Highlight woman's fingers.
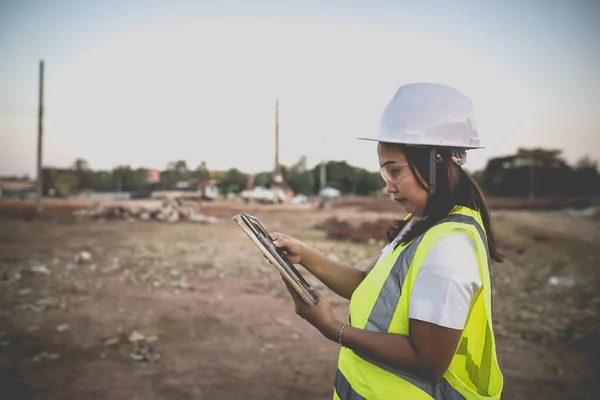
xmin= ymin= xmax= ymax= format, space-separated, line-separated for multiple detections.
xmin=270 ymin=232 xmax=284 ymax=240
xmin=310 ymin=288 xmax=324 ymax=302
xmin=270 ymin=233 xmax=299 ymax=260
xmin=271 ymin=234 xmax=287 ymax=248
xmin=270 ymin=232 xmax=282 ymax=244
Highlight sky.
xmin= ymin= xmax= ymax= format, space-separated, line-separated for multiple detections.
xmin=1 ymin=0 xmax=599 ymax=177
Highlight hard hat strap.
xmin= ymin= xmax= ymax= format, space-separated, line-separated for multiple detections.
xmin=429 ymin=146 xmax=437 ymax=196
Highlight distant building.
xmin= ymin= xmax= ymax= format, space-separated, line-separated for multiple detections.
xmin=196 ymin=179 xmax=220 ymax=201
xmin=319 ymin=186 xmax=341 ymax=198
xmin=175 ymin=181 xmax=192 ymax=190
xmin=0 ymin=180 xmax=35 ymax=198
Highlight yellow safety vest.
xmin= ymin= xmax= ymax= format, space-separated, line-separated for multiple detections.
xmin=334 ymin=206 xmax=503 ymax=399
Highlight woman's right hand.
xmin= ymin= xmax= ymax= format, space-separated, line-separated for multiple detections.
xmin=270 ymin=232 xmax=305 ymax=264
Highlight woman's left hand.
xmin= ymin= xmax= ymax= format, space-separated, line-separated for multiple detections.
xmin=282 ymin=278 xmax=341 ymax=341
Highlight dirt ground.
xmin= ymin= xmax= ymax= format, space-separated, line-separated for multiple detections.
xmin=0 ymin=198 xmax=599 ymax=399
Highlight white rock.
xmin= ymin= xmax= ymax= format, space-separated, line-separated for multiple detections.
xmin=75 ymin=251 xmax=92 ymax=264
xmin=30 ymin=265 xmax=50 ymax=275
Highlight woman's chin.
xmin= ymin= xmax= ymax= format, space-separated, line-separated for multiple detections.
xmin=396 ymin=201 xmax=409 ymax=213
xmin=397 ymin=201 xmax=422 ymax=217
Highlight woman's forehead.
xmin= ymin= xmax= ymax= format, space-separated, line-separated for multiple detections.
xmin=377 ymin=143 xmax=407 ymax=163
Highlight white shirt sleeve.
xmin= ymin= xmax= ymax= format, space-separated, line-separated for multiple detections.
xmin=408 ymin=231 xmax=482 ymax=330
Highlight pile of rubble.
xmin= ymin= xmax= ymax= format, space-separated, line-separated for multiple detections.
xmin=73 ymin=199 xmax=218 ymax=224
xmin=315 ymin=216 xmax=389 ymax=244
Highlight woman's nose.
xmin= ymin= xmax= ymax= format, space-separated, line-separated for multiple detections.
xmin=385 ymin=180 xmax=397 ymax=193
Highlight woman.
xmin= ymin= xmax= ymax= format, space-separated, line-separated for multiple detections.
xmin=271 ymin=83 xmax=504 ymax=399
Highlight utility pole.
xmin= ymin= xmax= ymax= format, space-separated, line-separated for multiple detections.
xmin=273 ymin=98 xmax=283 ymax=184
xmin=317 ymin=136 xmax=328 ymax=211
xmin=320 ymin=161 xmax=326 ymax=191
xmin=36 ymin=60 xmax=44 ymax=214
xmin=528 ymin=159 xmax=535 ymax=201
xmin=319 ymin=135 xmax=326 ymax=191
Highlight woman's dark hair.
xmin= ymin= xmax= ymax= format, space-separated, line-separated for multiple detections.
xmin=386 ymin=145 xmax=503 ymax=263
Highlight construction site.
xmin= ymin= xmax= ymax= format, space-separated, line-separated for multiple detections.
xmin=1 ymin=88 xmax=600 ymax=400
xmin=3 ymin=1 xmax=600 ymax=398
xmin=0 ymin=195 xmax=598 ymax=400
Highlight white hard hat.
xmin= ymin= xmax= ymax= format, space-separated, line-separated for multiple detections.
xmin=358 ymin=82 xmax=483 ymax=150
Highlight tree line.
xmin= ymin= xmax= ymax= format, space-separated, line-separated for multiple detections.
xmin=29 ymin=156 xmax=383 ymax=197
xmin=474 ymin=148 xmax=599 ymax=198
xmin=2 ymin=148 xmax=598 ymax=199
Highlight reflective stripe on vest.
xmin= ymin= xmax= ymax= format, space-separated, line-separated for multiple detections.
xmin=335 ymin=368 xmax=466 ymax=400
xmin=341 ymin=212 xmax=492 ymax=399
xmin=335 ymin=369 xmax=367 ymax=400
xmin=366 ymin=214 xmax=489 ymax=333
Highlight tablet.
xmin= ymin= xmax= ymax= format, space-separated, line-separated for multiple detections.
xmin=232 ymin=213 xmax=317 ymax=306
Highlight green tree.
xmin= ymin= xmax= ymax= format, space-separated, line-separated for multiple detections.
xmin=282 ymin=155 xmax=314 ymax=195
xmin=516 ymin=148 xmax=565 ymax=168
xmin=573 ymin=155 xmax=599 ymax=196
xmin=253 ymin=172 xmax=272 ymax=188
xmin=112 ymin=165 xmax=131 ymax=192
xmin=192 ymin=161 xmax=211 ymax=181
xmin=72 ymin=158 xmax=91 ymax=190
xmin=52 ymin=170 xmax=79 ymax=197
xmin=161 ymin=160 xmax=192 ymax=189
xmin=173 ymin=160 xmax=189 ymax=173
xmin=215 ymin=168 xmax=248 ymax=194
xmin=477 ymin=148 xmax=599 ymax=198
xmin=354 ymin=169 xmax=383 ymax=196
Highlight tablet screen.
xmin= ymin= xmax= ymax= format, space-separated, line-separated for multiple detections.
xmin=240 ymin=213 xmax=312 ymax=288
